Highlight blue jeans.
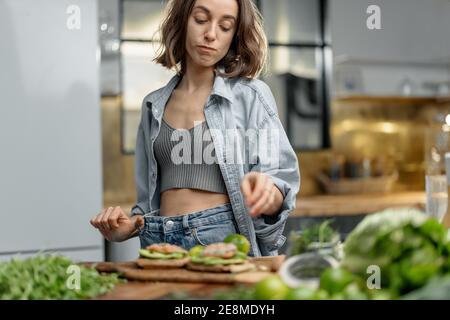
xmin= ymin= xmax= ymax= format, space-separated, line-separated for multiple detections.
xmin=138 ymin=203 xmax=238 ymax=250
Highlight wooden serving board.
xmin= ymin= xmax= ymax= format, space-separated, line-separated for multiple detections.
xmin=115 ymin=265 xmax=271 ymax=284
xmin=88 ymin=255 xmax=285 ymax=285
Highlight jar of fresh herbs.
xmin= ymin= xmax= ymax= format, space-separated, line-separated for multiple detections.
xmin=287 ymin=220 xmax=342 ymax=259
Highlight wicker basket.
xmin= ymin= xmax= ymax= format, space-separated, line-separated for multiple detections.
xmin=317 ymin=171 xmax=399 ymax=195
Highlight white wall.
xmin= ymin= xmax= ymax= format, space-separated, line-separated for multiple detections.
xmin=330 ymin=0 xmax=450 ymax=96
xmin=0 ymin=0 xmax=103 ymax=262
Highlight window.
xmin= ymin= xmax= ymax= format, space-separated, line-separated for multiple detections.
xmin=119 ymin=0 xmax=331 ymax=153
xmin=120 ymin=0 xmax=173 ymax=153
xmin=259 ymin=0 xmax=331 ymax=150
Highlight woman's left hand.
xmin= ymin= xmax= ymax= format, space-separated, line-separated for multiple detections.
xmin=241 ymin=172 xmax=283 ymax=217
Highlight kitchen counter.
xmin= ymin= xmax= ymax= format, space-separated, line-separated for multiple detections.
xmin=89 ymin=256 xmax=285 ymax=300
xmin=292 ymin=191 xmax=426 ymax=217
xmin=96 ymin=281 xmax=233 ymax=300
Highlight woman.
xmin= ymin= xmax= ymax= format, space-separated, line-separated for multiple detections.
xmin=90 ymin=0 xmax=300 ymax=256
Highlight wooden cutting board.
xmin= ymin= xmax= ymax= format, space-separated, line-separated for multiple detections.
xmin=115 ymin=266 xmax=272 ymax=284
xmin=89 ymin=255 xmax=285 ymax=285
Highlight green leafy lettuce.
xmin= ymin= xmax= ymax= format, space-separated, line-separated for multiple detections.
xmin=342 ymin=208 xmax=450 ymax=296
xmin=0 ymin=255 xmax=122 ymax=300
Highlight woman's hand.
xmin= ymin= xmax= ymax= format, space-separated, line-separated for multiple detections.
xmin=241 ymin=172 xmax=283 ymax=217
xmin=90 ymin=206 xmax=144 ymax=242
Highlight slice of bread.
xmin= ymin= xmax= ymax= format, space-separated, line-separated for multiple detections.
xmin=136 ymin=257 xmax=190 ymax=269
xmin=186 ymin=261 xmax=256 ymax=273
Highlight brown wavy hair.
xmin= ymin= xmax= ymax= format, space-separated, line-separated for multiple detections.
xmin=153 ymin=0 xmax=268 ymax=79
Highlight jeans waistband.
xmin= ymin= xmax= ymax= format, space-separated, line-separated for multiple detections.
xmin=142 ymin=203 xmax=233 ymax=233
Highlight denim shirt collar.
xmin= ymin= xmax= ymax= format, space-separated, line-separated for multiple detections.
xmin=147 ymin=70 xmax=234 ymax=115
xmin=210 ymin=69 xmax=234 ymax=104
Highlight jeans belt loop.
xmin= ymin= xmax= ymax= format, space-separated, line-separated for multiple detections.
xmin=182 ymin=215 xmax=190 ymax=236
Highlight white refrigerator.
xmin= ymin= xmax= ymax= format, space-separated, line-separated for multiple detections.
xmin=0 ymin=0 xmax=104 ymax=262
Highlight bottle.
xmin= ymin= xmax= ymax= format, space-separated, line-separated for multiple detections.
xmin=328 ymin=154 xmax=345 ymax=181
xmin=443 ymin=153 xmax=450 ymax=228
xmin=424 ymin=120 xmax=449 ymax=223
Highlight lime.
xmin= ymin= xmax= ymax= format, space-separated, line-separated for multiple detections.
xmin=314 ymin=289 xmax=329 ymax=300
xmin=369 ymin=289 xmax=393 ymax=300
xmin=342 ymin=283 xmax=368 ymax=300
xmin=330 ymin=293 xmax=345 ymax=300
xmin=224 ymin=234 xmax=250 ymax=255
xmin=284 ymin=286 xmax=317 ymax=300
xmin=319 ymin=268 xmax=355 ymax=295
xmin=254 ymin=275 xmax=290 ymax=300
xmin=188 ymin=245 xmax=205 ymax=257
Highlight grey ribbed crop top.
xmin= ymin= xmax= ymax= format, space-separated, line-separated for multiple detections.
xmin=153 ymin=117 xmax=227 ymax=194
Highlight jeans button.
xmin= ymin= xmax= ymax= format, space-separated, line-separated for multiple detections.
xmin=166 ymin=220 xmax=174 ymax=229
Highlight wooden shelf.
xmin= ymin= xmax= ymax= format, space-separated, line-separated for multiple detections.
xmin=292 ymin=191 xmax=426 ymax=217
xmin=333 ymin=96 xmax=450 ymax=105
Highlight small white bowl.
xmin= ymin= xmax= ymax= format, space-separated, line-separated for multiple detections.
xmin=278 ymin=252 xmax=340 ymax=289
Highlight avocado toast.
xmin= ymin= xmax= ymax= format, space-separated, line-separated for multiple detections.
xmin=137 ymin=243 xmax=190 ymax=268
xmin=187 ymin=242 xmax=255 ymax=273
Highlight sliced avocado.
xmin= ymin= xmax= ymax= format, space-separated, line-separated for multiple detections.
xmin=191 ymin=255 xmax=246 ymax=265
xmin=139 ymin=249 xmax=186 ymax=260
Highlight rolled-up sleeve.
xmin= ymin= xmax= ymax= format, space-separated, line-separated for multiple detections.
xmin=249 ymin=87 xmax=301 ymax=256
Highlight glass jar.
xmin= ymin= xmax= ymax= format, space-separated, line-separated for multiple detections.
xmin=424 ymin=114 xmax=450 ymax=220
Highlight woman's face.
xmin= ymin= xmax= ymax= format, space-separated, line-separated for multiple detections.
xmin=185 ymin=0 xmax=238 ymax=69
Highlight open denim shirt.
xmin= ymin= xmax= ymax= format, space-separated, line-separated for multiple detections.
xmin=130 ymin=72 xmax=301 ymax=256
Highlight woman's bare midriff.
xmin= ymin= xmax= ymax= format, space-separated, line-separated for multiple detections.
xmin=160 ymin=189 xmax=230 ymax=216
